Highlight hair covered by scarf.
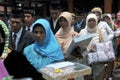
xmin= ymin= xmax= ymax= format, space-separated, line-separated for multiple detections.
xmin=55 ymin=12 xmax=78 ymax=55
xmin=91 ymin=7 xmax=102 ymax=14
xmin=33 ymin=19 xmax=64 ymax=56
xmin=86 ymin=13 xmax=98 ymax=33
xmin=59 ymin=12 xmax=73 ymax=28
xmin=102 ymin=13 xmax=116 ymax=30
xmin=24 ymin=19 xmax=64 ymax=70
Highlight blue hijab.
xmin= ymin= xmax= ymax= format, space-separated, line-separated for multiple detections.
xmin=24 ymin=19 xmax=64 ymax=70
xmin=33 ymin=19 xmax=64 ymax=56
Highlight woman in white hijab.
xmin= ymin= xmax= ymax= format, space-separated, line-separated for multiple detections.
xmin=80 ymin=13 xmax=109 ymax=51
xmin=79 ymin=13 xmax=114 ymax=80
xmin=79 ymin=13 xmax=98 ymax=36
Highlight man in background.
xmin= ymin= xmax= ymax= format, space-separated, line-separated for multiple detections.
xmin=74 ymin=10 xmax=86 ymax=33
xmin=9 ymin=9 xmax=34 ymax=53
xmin=46 ymin=1 xmax=62 ymax=34
xmin=24 ymin=8 xmax=36 ymax=32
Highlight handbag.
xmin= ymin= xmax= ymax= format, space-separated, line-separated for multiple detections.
xmin=88 ymin=28 xmax=115 ymax=64
xmin=88 ymin=41 xmax=115 ymax=64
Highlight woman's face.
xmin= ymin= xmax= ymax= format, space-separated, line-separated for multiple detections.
xmin=93 ymin=11 xmax=101 ymax=21
xmin=88 ymin=18 xmax=96 ymax=29
xmin=104 ymin=16 xmax=110 ymax=23
xmin=33 ymin=25 xmax=46 ymax=43
xmin=59 ymin=17 xmax=68 ymax=28
xmin=117 ymin=16 xmax=120 ymax=22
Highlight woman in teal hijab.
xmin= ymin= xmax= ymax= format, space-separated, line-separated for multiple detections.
xmin=23 ymin=19 xmax=64 ymax=70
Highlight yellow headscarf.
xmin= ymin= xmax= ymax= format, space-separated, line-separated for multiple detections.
xmin=91 ymin=7 xmax=102 ymax=14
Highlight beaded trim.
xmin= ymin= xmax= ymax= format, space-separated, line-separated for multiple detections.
xmin=0 ymin=20 xmax=10 ymax=59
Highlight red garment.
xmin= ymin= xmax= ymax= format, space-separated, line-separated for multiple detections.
xmin=115 ymin=21 xmax=120 ymax=29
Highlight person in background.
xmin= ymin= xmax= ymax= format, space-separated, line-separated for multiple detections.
xmin=23 ymin=19 xmax=64 ymax=70
xmin=55 ymin=11 xmax=82 ymax=80
xmin=111 ymin=13 xmax=116 ymax=22
xmin=79 ymin=13 xmax=114 ymax=80
xmin=8 ymin=9 xmax=34 ymax=53
xmin=73 ymin=10 xmax=86 ymax=33
xmin=91 ymin=7 xmax=114 ymax=41
xmin=80 ymin=13 xmax=112 ymax=51
xmin=55 ymin=12 xmax=79 ymax=59
xmin=102 ymin=13 xmax=117 ymax=31
xmin=71 ymin=13 xmax=76 ymax=30
xmin=102 ymin=13 xmax=118 ymax=56
xmin=115 ymin=12 xmax=120 ymax=62
xmin=46 ymin=2 xmax=62 ymax=34
xmin=115 ymin=12 xmax=120 ymax=30
xmin=24 ymin=8 xmax=36 ymax=32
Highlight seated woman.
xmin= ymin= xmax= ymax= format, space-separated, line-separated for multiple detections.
xmin=23 ymin=19 xmax=64 ymax=70
xmin=55 ymin=12 xmax=80 ymax=59
xmin=0 ymin=20 xmax=45 ymax=79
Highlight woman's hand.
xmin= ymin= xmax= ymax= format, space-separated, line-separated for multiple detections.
xmin=87 ymin=44 xmax=96 ymax=52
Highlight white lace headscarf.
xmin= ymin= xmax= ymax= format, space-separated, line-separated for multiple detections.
xmin=86 ymin=13 xmax=98 ymax=33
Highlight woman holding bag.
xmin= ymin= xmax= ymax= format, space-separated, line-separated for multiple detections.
xmin=79 ymin=13 xmax=114 ymax=80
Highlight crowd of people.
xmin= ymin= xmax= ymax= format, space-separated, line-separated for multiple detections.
xmin=0 ymin=1 xmax=120 ymax=80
